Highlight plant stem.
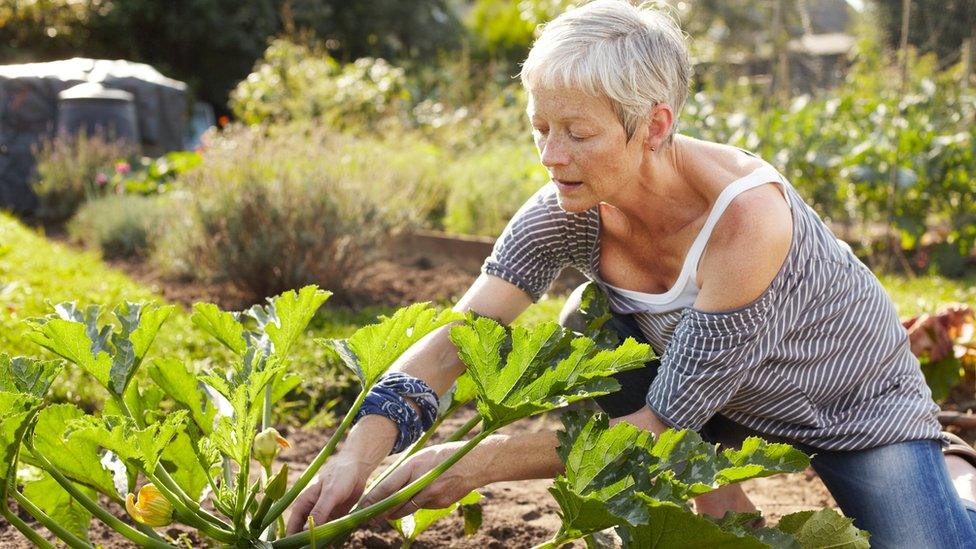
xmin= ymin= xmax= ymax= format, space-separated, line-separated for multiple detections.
xmin=146 ymin=470 xmax=236 ymax=544
xmin=11 ymin=489 xmax=93 ymax=549
xmin=259 ymin=389 xmax=367 ymax=531
xmin=1 ymin=502 xmax=57 ymax=549
xmin=530 ymin=533 xmax=573 ymax=549
xmin=272 ymin=429 xmax=491 ymax=549
xmin=113 ymin=390 xmax=232 ymax=531
xmin=27 ymin=447 xmax=180 ymax=549
xmin=444 ymin=414 xmax=481 ymax=443
xmin=361 ymin=408 xmax=479 ymax=502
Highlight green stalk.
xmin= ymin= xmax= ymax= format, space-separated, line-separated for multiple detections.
xmin=11 ymin=489 xmax=93 ymax=549
xmin=27 ymin=447 xmax=180 ymax=549
xmin=359 ymin=407 xmax=479 ymax=499
xmin=363 ymin=412 xmax=449 ymax=496
xmin=530 ymin=533 xmax=573 ymax=549
xmin=145 ymin=469 xmax=236 ymax=544
xmin=443 ymin=414 xmax=481 ymax=443
xmin=113 ymin=392 xmax=232 ymax=531
xmin=259 ymin=389 xmax=367 ymax=531
xmin=272 ymin=429 xmax=491 ymax=549
xmin=1 ymin=502 xmax=57 ymax=549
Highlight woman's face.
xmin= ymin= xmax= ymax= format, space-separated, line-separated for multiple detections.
xmin=527 ymin=86 xmax=646 ymax=213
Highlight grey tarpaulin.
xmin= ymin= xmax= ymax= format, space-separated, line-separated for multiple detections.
xmin=0 ymin=58 xmax=188 ymax=213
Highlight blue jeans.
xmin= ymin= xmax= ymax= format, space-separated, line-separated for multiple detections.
xmin=596 ymin=311 xmax=976 ymax=548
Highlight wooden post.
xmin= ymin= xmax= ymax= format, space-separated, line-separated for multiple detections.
xmin=771 ymin=0 xmax=791 ymax=103
xmin=887 ymin=0 xmax=915 ymax=277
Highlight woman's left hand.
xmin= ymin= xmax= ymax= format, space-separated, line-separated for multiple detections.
xmin=359 ymin=441 xmax=484 ymax=521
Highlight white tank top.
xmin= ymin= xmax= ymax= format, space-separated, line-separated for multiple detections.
xmin=604 ymin=164 xmax=791 ymax=314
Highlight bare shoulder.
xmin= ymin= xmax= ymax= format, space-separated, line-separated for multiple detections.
xmin=694 ymin=184 xmax=793 ymax=312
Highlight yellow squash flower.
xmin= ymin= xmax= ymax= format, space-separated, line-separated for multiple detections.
xmin=125 ymin=483 xmax=174 ymax=527
xmin=253 ymin=427 xmax=291 ymax=467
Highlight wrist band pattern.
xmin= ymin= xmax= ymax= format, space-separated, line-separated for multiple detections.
xmin=354 ymin=372 xmax=440 ymax=454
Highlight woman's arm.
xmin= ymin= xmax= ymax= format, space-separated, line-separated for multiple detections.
xmin=285 ymin=274 xmax=533 ymax=533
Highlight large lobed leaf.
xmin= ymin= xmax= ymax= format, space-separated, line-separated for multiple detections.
xmin=0 ymin=391 xmax=43 ymax=487
xmin=322 ymin=303 xmax=464 ymax=388
xmin=251 ymin=285 xmax=332 ymax=361
xmin=549 ymin=411 xmax=824 ymax=546
xmin=148 ymin=358 xmax=217 ymax=434
xmin=64 ymin=411 xmax=189 ymax=475
xmin=29 ymin=404 xmax=120 ymax=498
xmin=449 ymin=317 xmax=653 ymax=429
xmin=27 ymin=301 xmax=174 ymax=395
xmin=0 ymin=354 xmax=62 ymax=398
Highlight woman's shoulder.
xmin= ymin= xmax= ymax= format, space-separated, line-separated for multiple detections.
xmin=694 ymin=182 xmax=794 ymax=313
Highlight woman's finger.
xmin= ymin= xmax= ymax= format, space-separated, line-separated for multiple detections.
xmin=285 ymin=480 xmax=321 ymax=535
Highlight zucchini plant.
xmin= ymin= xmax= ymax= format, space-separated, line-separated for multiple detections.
xmin=0 ymin=284 xmax=866 ymax=548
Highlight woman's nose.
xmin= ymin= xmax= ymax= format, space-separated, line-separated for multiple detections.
xmin=540 ymin=137 xmax=570 ymax=167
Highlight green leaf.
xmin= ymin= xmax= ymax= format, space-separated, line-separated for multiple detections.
xmin=254 ymin=286 xmax=331 ymax=361
xmin=28 ymin=317 xmax=113 ymax=389
xmin=550 ymin=412 xmax=652 ymax=538
xmin=576 ymin=282 xmax=620 ymax=348
xmin=0 ymin=391 xmax=43 ymax=487
xmin=450 ymin=317 xmax=652 ymax=428
xmin=65 ymin=411 xmax=188 ymax=475
xmin=191 ymin=303 xmax=247 ymax=356
xmin=30 ymin=404 xmax=119 ymax=498
xmin=618 ymin=499 xmax=770 ymax=549
xmin=460 ymin=491 xmax=483 ymax=536
xmin=148 ymin=358 xmax=217 ymax=434
xmin=22 ymin=471 xmax=94 ymax=543
xmin=28 ymin=302 xmax=173 ymax=395
xmin=0 ymin=354 xmax=62 ymax=398
xmin=321 ymin=303 xmax=464 ymax=387
xmin=391 ymin=491 xmax=483 ymax=542
xmin=161 ymin=432 xmax=210 ymax=502
xmin=717 ymin=437 xmax=811 ymax=484
xmin=775 ymin=509 xmax=870 ymax=549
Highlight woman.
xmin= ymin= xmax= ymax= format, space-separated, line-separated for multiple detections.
xmin=287 ymin=1 xmax=976 ymax=546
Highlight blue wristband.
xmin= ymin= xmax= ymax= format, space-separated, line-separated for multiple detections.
xmin=355 ymin=373 xmax=440 ymax=454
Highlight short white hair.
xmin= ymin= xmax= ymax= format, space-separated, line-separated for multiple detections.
xmin=520 ymin=0 xmax=691 ymax=143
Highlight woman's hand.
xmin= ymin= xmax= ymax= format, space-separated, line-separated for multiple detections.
xmin=359 ymin=441 xmax=484 ymax=521
xmin=285 ymin=452 xmax=372 ymax=535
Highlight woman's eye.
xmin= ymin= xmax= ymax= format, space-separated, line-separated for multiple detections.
xmin=569 ymin=133 xmax=585 ymax=142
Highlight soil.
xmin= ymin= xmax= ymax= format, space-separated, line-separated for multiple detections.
xmin=1 ymin=406 xmax=847 ymax=549
xmin=105 ymin=254 xmax=477 ymax=312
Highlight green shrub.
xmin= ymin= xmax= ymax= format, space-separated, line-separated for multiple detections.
xmin=156 ymin=123 xmax=443 ymax=301
xmin=442 ymin=142 xmax=546 ymax=236
xmin=68 ymin=194 xmax=169 ymax=259
xmin=229 ymin=39 xmax=410 ymax=130
xmin=30 ymin=133 xmax=135 ymax=223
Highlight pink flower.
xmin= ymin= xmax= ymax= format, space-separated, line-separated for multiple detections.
xmin=115 ymin=161 xmax=131 ymax=175
xmin=96 ymin=173 xmax=109 ymax=186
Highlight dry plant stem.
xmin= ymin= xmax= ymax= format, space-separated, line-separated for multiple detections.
xmin=11 ymin=489 xmax=93 ymax=549
xmin=272 ymin=428 xmax=491 ymax=549
xmin=27 ymin=446 xmax=180 ymax=549
xmin=259 ymin=389 xmax=368 ymax=531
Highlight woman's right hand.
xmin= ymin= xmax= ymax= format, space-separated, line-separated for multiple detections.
xmin=284 ymin=452 xmax=372 ymax=535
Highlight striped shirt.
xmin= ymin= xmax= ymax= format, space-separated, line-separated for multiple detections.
xmin=482 ymin=160 xmax=943 ymax=451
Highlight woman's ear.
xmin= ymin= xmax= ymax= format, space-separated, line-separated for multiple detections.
xmin=643 ymin=103 xmax=674 ymax=152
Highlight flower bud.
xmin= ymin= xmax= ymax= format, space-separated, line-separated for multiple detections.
xmin=125 ymin=483 xmax=174 ymax=527
xmin=253 ymin=427 xmax=290 ymax=467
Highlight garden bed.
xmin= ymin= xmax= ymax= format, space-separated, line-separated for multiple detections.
xmin=0 ymin=407 xmax=837 ymax=549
